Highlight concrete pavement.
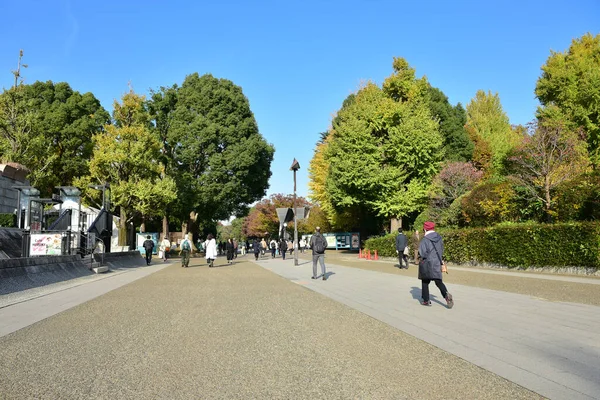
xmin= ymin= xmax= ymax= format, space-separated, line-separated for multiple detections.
xmin=257 ymin=254 xmax=600 ymax=400
xmin=0 ymin=255 xmax=541 ymax=399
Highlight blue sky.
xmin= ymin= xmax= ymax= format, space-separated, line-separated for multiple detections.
xmin=1 ymin=0 xmax=598 ymax=200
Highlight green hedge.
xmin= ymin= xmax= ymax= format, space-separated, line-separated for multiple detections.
xmin=364 ymin=222 xmax=600 ymax=269
xmin=0 ymin=213 xmax=16 ymax=227
xmin=364 ymin=232 xmax=419 ymax=258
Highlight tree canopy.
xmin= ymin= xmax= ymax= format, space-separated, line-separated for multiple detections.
xmin=0 ymin=81 xmax=109 ymax=194
xmin=427 ymin=86 xmax=473 ymax=162
xmin=323 ymin=58 xmax=443 ymax=227
xmin=535 ymin=33 xmax=600 ymax=167
xmin=164 ymin=73 xmax=274 ymax=227
xmin=466 ymin=90 xmax=521 ymax=176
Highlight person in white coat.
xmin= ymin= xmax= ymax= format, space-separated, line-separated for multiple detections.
xmin=205 ymin=233 xmax=218 ymax=268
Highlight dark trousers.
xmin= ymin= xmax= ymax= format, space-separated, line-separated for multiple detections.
xmin=145 ymin=251 xmax=152 ymax=265
xmin=421 ymin=279 xmax=448 ymax=302
xmin=271 ymin=248 xmax=276 ymax=258
xmin=398 ymin=253 xmax=408 ymax=268
xmin=282 ymin=251 xmax=286 ymax=260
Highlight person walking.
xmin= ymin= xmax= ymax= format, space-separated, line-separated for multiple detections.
xmin=309 ymin=227 xmax=328 ymax=280
xmin=260 ymin=238 xmax=267 ymax=257
xmin=418 ymin=221 xmax=453 ymax=308
xmin=143 ymin=235 xmax=155 ymax=265
xmin=279 ymin=237 xmax=288 ymax=260
xmin=160 ymin=235 xmax=170 ymax=262
xmin=395 ymin=228 xmax=408 ymax=269
xmin=180 ymin=235 xmax=193 ymax=268
xmin=233 ymin=239 xmax=238 ymax=259
xmin=253 ymin=239 xmax=260 ymax=261
xmin=299 ymin=238 xmax=306 ymax=253
xmin=205 ymin=233 xmax=218 ymax=268
xmin=226 ymin=238 xmax=234 ymax=265
xmin=269 ymin=238 xmax=277 ymax=258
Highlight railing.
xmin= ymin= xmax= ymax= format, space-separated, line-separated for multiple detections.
xmin=47 ymin=209 xmax=73 ymax=231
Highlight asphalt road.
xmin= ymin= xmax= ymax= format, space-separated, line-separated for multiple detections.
xmin=0 ymin=255 xmax=540 ymax=399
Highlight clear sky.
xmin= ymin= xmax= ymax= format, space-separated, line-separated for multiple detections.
xmin=1 ymin=0 xmax=598 ymax=200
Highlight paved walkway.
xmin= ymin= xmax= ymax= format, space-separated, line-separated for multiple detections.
xmin=256 ymin=255 xmax=600 ymax=400
xmin=0 ymin=254 xmax=598 ymax=399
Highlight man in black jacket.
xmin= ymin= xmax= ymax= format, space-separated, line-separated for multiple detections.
xmin=142 ymin=235 xmax=155 ymax=265
xmin=395 ymin=228 xmax=408 ymax=269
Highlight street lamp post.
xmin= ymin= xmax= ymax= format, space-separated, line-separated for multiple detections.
xmin=290 ymin=159 xmax=300 ymax=266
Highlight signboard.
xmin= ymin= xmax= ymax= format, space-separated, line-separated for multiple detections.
xmin=302 ymin=232 xmax=360 ymax=250
xmin=30 ymin=233 xmax=63 ymax=256
xmin=137 ymin=233 xmax=159 ymax=255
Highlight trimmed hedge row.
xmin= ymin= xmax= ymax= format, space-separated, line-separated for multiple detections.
xmin=364 ymin=222 xmax=600 ymax=269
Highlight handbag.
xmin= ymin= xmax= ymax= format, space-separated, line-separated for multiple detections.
xmin=403 ymin=246 xmax=409 ymax=256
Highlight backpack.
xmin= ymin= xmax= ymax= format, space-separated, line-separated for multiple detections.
xmin=181 ymin=240 xmax=191 ymax=251
xmin=314 ymin=235 xmax=326 ymax=254
xmin=271 ymin=242 xmax=276 ymax=249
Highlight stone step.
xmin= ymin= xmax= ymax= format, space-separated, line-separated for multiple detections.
xmin=92 ymin=265 xmax=109 ymax=274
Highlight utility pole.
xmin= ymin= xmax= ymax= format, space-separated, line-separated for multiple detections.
xmin=290 ymin=158 xmax=300 ymax=266
xmin=12 ymin=50 xmax=27 ymax=89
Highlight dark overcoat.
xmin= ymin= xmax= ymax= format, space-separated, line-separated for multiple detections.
xmin=418 ymin=232 xmax=444 ymax=280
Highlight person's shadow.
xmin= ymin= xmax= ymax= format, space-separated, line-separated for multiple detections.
xmin=410 ymin=286 xmax=442 ymax=305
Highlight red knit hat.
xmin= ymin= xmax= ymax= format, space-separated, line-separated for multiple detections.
xmin=423 ymin=221 xmax=435 ymax=231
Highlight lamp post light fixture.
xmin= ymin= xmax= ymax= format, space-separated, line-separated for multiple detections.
xmin=88 ymin=183 xmax=110 ymax=210
xmin=290 ymin=158 xmax=300 ymax=266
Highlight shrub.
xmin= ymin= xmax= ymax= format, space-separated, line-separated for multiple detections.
xmin=0 ymin=213 xmax=16 ymax=227
xmin=441 ymin=222 xmax=600 ymax=268
xmin=461 ymin=181 xmax=520 ymax=226
xmin=364 ymin=232 xmax=419 ymax=258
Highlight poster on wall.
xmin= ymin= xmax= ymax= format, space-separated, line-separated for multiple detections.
xmin=137 ymin=233 xmax=159 ymax=255
xmin=30 ymin=233 xmax=63 ymax=256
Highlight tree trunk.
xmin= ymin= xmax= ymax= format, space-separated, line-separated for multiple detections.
xmin=162 ymin=214 xmax=169 ymax=238
xmin=118 ymin=208 xmax=128 ymax=246
xmin=390 ymin=217 xmax=402 ymax=233
xmin=182 ymin=221 xmax=188 ymax=235
xmin=140 ymin=216 xmax=146 ymax=233
xmin=545 ymin=176 xmax=553 ymax=223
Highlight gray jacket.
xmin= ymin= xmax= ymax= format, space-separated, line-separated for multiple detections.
xmin=418 ymin=232 xmax=444 ymax=280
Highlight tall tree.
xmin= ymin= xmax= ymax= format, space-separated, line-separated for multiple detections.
xmin=535 ymin=33 xmax=600 ymax=167
xmin=85 ymin=90 xmax=176 ymax=244
xmin=0 ymin=81 xmax=109 ymax=194
xmin=466 ymin=90 xmax=521 ymax=176
xmin=324 ymin=57 xmax=443 ymax=231
xmin=166 ymin=73 xmax=274 ymax=230
xmin=148 ymin=84 xmax=179 ymax=235
xmin=427 ymin=86 xmax=473 ymax=162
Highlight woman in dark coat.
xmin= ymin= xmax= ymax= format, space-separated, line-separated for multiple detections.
xmin=418 ymin=221 xmax=453 ymax=308
xmin=226 ymin=238 xmax=234 ymax=264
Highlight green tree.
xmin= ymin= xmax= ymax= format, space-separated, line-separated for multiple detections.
xmin=86 ymin=90 xmax=176 ymax=245
xmin=466 ymin=90 xmax=521 ymax=176
xmin=325 ymin=58 xmax=443 ymax=231
xmin=535 ymin=33 xmax=600 ymax=167
xmin=507 ymin=122 xmax=590 ymax=222
xmin=163 ymin=73 xmax=274 ymax=230
xmin=427 ymin=86 xmax=473 ymax=162
xmin=0 ymin=81 xmax=109 ymax=194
